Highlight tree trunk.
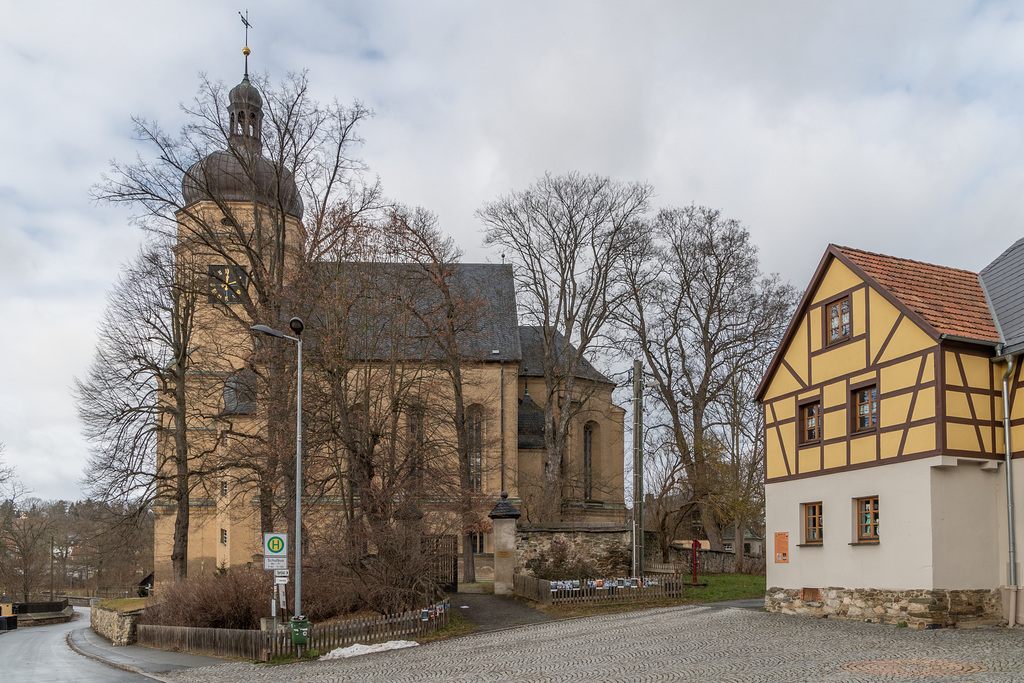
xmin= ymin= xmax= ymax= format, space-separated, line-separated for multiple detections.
xmin=462 ymin=533 xmax=476 ymax=584
xmin=171 ymin=365 xmax=190 ymax=582
xmin=733 ymin=520 xmax=746 ymax=574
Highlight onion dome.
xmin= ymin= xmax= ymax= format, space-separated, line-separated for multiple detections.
xmin=181 ymin=75 xmax=303 ymax=218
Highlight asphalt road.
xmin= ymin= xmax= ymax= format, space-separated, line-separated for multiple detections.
xmin=0 ymin=607 xmax=147 ymax=682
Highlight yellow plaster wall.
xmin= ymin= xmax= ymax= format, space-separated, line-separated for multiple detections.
xmin=946 ymin=392 xmax=972 ymax=420
xmin=811 ymin=260 xmax=861 ymax=305
xmin=824 ymin=443 xmax=846 ymax=469
xmin=880 ymin=430 xmax=902 ymax=459
xmin=851 ymin=288 xmax=867 ymax=337
xmin=946 ymin=423 xmax=981 ymax=452
xmin=823 ymin=382 xmax=846 ymax=409
xmin=912 ymin=387 xmax=936 ymax=422
xmin=811 ymin=339 xmax=866 ymax=381
xmin=903 ymin=425 xmax=935 ymax=455
xmin=783 ymin=320 xmax=809 ymax=385
xmin=797 ymin=447 xmax=821 ymax=473
xmin=881 ymin=393 xmax=912 ymax=428
xmin=773 ymin=399 xmax=795 ymax=423
xmin=961 ymin=354 xmax=991 ymax=389
xmin=824 ymin=409 xmax=847 ymax=440
xmin=877 ymin=318 xmax=933 ymax=364
xmin=850 ymin=435 xmax=876 ymax=465
xmin=881 ymin=358 xmax=921 ymax=393
xmin=868 ymin=289 xmax=900 ymax=362
xmin=766 ymin=427 xmax=786 ymax=479
xmin=945 ymin=351 xmax=963 ymax=386
xmin=761 ymin=253 xmax=948 ymax=483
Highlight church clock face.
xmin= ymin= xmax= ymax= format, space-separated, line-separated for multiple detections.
xmin=208 ymin=265 xmax=247 ymax=303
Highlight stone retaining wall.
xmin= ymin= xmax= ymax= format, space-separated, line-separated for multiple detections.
xmin=663 ymin=546 xmax=766 ymax=575
xmin=517 ymin=525 xmax=632 ymax=577
xmin=90 ymin=602 xmax=144 ymax=646
xmin=765 ymin=587 xmax=1003 ymax=627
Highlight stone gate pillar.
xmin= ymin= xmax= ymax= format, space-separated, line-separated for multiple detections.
xmin=488 ymin=492 xmax=521 ymax=595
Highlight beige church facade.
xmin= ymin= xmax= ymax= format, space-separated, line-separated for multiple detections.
xmin=152 ymin=73 xmax=626 ymax=586
xmin=759 ymin=243 xmax=1024 ymax=626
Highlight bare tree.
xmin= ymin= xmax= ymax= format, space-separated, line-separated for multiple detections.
xmin=0 ymin=498 xmax=58 ymax=601
xmin=75 ymin=239 xmax=213 ymax=582
xmin=479 ymin=172 xmax=652 ymax=521
xmin=93 ymin=71 xmax=383 ymax=540
xmin=618 ymin=206 xmax=794 ymax=550
xmin=395 ymin=206 xmax=493 ymax=582
xmin=713 ymin=352 xmax=768 ymax=569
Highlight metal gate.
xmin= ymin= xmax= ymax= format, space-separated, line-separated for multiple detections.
xmin=424 ymin=534 xmax=458 ymax=594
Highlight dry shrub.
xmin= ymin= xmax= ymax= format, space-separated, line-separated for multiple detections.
xmin=300 ymin=561 xmax=361 ymax=621
xmin=142 ymin=570 xmax=270 ymax=629
xmin=142 ymin=566 xmax=364 ymax=628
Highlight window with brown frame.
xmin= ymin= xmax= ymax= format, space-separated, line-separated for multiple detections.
xmin=827 ymin=296 xmax=851 ymax=344
xmin=856 ymin=496 xmax=879 ymax=542
xmin=804 ymin=502 xmax=823 ymax=544
xmin=800 ymin=401 xmax=821 ymax=444
xmin=852 ymin=385 xmax=878 ymax=432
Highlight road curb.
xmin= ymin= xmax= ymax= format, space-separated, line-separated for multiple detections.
xmin=66 ymin=628 xmax=171 ymax=683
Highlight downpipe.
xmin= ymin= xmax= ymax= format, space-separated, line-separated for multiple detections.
xmin=1001 ymin=355 xmax=1018 ymax=627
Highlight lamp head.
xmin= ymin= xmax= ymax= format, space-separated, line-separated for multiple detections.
xmin=289 ymin=318 xmax=304 ymax=336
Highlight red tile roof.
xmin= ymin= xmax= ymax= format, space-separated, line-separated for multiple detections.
xmin=835 ymin=245 xmax=999 ymax=343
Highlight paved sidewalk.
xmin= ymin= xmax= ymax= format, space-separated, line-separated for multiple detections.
xmin=68 ymin=624 xmax=230 ymax=680
xmin=157 ymin=605 xmax=1024 ymax=682
xmin=451 ymin=592 xmax=553 ymax=631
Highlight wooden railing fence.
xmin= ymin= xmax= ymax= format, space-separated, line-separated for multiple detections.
xmin=514 ymin=574 xmax=685 ymax=606
xmin=137 ymin=599 xmax=451 ymax=661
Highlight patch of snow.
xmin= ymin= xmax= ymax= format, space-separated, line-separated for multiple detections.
xmin=320 ymin=640 xmax=419 ymax=660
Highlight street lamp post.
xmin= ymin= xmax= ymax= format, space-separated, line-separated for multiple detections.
xmin=250 ymin=318 xmax=305 ymax=630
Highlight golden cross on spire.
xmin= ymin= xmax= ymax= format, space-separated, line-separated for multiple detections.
xmin=239 ymin=10 xmax=253 ymax=78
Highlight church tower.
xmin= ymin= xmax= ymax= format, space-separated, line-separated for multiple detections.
xmin=153 ymin=41 xmax=306 ymax=588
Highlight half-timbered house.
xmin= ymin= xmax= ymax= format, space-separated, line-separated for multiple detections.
xmin=759 ymin=243 xmax=1024 ymax=626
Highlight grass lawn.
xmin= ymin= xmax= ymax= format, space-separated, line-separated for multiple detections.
xmin=97 ymin=597 xmax=149 ymax=612
xmin=533 ymin=573 xmax=766 ymax=620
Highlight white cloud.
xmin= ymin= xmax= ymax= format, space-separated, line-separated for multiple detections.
xmin=3 ymin=0 xmax=1024 ymax=498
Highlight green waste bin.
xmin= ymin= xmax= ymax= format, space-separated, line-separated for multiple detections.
xmin=290 ymin=616 xmax=308 ymax=645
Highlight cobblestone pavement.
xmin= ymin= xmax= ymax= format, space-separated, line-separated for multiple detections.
xmin=161 ymin=605 xmax=1024 ymax=682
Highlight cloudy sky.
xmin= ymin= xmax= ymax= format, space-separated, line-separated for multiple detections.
xmin=3 ymin=1 xmax=1024 ymax=500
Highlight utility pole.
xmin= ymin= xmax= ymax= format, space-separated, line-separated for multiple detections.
xmin=632 ymin=359 xmax=644 ymax=577
xmin=50 ymin=535 xmax=54 ymax=600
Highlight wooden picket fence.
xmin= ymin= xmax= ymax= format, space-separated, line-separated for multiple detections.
xmin=137 ymin=624 xmax=265 ymax=660
xmin=266 ymin=600 xmax=450 ymax=660
xmin=514 ymin=574 xmax=685 ymax=606
xmin=137 ymin=599 xmax=451 ymax=661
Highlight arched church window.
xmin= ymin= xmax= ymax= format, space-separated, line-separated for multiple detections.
xmin=583 ymin=421 xmax=598 ymax=500
xmin=467 ymin=405 xmax=483 ymax=491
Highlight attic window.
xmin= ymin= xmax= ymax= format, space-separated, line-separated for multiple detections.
xmin=826 ymin=296 xmax=851 ymax=345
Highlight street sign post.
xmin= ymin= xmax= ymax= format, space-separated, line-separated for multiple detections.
xmin=263 ymin=532 xmax=288 ymax=570
xmin=274 ymin=569 xmax=290 ymax=577
xmin=275 ymin=576 xmax=289 ymax=585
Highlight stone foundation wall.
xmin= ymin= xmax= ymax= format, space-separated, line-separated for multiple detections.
xmin=90 ymin=603 xmax=144 ymax=646
xmin=765 ymin=587 xmax=1003 ymax=627
xmin=517 ymin=525 xmax=632 ymax=577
